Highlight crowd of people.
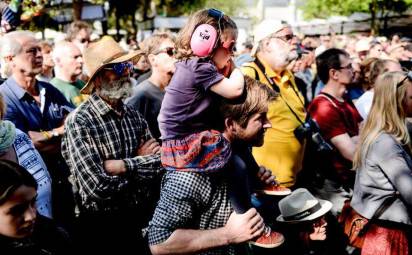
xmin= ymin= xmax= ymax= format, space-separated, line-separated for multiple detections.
xmin=0 ymin=2 xmax=412 ymax=255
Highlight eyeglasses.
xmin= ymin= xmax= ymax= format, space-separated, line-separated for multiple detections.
xmin=337 ymin=63 xmax=353 ymax=70
xmin=153 ymin=47 xmax=176 ymax=57
xmin=271 ymin=33 xmax=294 ymax=43
xmin=104 ymin=61 xmax=133 ymax=76
xmin=397 ymin=71 xmax=412 ymax=88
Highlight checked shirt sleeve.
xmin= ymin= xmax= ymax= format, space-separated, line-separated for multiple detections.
xmin=123 ymin=112 xmax=163 ymax=179
xmin=62 ymin=116 xmax=129 ymax=204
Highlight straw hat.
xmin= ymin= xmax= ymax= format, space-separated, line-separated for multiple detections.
xmin=251 ymin=20 xmax=289 ymax=56
xmin=277 ymin=188 xmax=332 ymax=223
xmin=81 ymin=36 xmax=143 ymax=94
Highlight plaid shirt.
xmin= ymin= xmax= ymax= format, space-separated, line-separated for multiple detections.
xmin=148 ymin=171 xmax=236 ymax=255
xmin=62 ymin=93 xmax=163 ymax=213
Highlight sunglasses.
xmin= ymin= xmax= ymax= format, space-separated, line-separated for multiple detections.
xmin=397 ymin=71 xmax=412 ymax=88
xmin=79 ymin=38 xmax=90 ymax=44
xmin=337 ymin=63 xmax=353 ymax=71
xmin=221 ymin=40 xmax=236 ymax=53
xmin=154 ymin=47 xmax=176 ymax=57
xmin=104 ymin=61 xmax=133 ymax=76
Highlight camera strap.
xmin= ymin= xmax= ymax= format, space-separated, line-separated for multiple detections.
xmin=318 ymin=92 xmax=357 ymax=136
xmin=247 ymin=58 xmax=306 ymax=124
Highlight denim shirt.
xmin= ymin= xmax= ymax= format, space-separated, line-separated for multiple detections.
xmin=0 ymin=77 xmax=74 ymax=133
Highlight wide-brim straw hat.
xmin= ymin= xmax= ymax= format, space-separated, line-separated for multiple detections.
xmin=81 ymin=36 xmax=143 ymax=94
xmin=276 ymin=188 xmax=332 ymax=223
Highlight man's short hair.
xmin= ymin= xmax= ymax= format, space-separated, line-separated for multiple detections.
xmin=141 ymin=32 xmax=176 ymax=56
xmin=52 ymin=40 xmax=74 ymax=63
xmin=219 ymin=76 xmax=277 ymax=128
xmin=39 ymin=40 xmax=53 ymax=51
xmin=66 ymin=21 xmax=92 ymax=41
xmin=316 ymin=48 xmax=349 ymax=84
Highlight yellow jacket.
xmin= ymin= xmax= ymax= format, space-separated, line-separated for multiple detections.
xmin=241 ymin=58 xmax=306 ymax=187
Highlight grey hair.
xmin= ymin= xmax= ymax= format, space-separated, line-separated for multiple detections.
xmin=0 ymin=31 xmax=36 ymax=58
xmin=52 ymin=40 xmax=78 ymax=64
xmin=0 ymin=58 xmax=11 ymax=79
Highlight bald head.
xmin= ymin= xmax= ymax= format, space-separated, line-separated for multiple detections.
xmin=53 ymin=40 xmax=83 ymax=82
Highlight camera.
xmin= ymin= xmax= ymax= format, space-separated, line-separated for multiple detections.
xmin=294 ymin=119 xmax=333 ymax=152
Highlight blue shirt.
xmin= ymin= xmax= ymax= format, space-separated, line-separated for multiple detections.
xmin=0 ymin=77 xmax=74 ymax=133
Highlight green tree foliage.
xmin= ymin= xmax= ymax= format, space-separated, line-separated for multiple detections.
xmin=301 ymin=0 xmax=412 ymax=20
xmin=155 ymin=0 xmax=245 ymax=16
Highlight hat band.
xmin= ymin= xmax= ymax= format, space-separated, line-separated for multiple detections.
xmin=283 ymin=202 xmax=322 ymax=221
xmin=102 ymin=51 xmax=128 ymax=65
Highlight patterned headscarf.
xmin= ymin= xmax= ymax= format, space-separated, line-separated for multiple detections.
xmin=0 ymin=120 xmax=16 ymax=154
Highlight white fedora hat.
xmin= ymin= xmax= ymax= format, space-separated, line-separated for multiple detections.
xmin=276 ymin=188 xmax=332 ymax=223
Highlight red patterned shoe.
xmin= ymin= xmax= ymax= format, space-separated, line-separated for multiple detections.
xmin=249 ymin=226 xmax=284 ymax=248
xmin=256 ymin=184 xmax=291 ymax=196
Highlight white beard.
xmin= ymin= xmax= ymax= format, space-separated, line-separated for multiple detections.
xmin=99 ymin=77 xmax=133 ymax=101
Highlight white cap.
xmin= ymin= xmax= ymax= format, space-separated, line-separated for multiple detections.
xmin=355 ymin=39 xmax=371 ymax=52
xmin=251 ymin=20 xmax=289 ymax=56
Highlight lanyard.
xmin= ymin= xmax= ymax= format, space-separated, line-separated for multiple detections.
xmin=252 ymin=58 xmax=306 ymax=124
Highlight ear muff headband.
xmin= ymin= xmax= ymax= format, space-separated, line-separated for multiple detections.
xmin=190 ymin=9 xmax=224 ymax=57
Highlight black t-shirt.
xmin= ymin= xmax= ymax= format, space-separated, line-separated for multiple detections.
xmin=0 ymin=214 xmax=73 ymax=255
xmin=127 ymin=79 xmax=165 ymax=140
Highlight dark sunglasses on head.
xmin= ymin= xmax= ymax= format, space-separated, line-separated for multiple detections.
xmin=154 ymin=47 xmax=176 ymax=57
xmin=104 ymin=61 xmax=133 ymax=76
xmin=397 ymin=71 xmax=412 ymax=88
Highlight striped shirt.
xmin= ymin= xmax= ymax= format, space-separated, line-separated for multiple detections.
xmin=62 ymin=93 xmax=163 ymax=213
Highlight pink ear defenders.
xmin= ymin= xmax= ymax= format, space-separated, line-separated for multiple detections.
xmin=190 ymin=8 xmax=224 ymax=57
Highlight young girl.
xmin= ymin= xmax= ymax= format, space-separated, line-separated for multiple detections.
xmin=158 ymin=9 xmax=288 ymax=248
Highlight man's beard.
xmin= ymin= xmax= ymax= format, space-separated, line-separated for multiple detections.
xmin=286 ymin=50 xmax=299 ymax=63
xmin=99 ymin=77 xmax=133 ymax=101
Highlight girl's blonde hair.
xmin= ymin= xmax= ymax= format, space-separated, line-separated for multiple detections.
xmin=175 ymin=9 xmax=237 ymax=60
xmin=353 ymin=71 xmax=411 ymax=169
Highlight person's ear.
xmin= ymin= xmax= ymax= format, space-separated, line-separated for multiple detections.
xmin=329 ymin=68 xmax=339 ymax=81
xmin=93 ymin=73 xmax=103 ymax=90
xmin=224 ymin=118 xmax=236 ymax=132
xmin=262 ymin=39 xmax=271 ymax=53
xmin=148 ymin=54 xmax=156 ymax=66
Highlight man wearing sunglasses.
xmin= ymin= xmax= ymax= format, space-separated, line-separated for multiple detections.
xmin=127 ymin=32 xmax=176 ymax=140
xmin=241 ymin=20 xmax=305 ymax=189
xmin=62 ymin=36 xmax=163 ymax=254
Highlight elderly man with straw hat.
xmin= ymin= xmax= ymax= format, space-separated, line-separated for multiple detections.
xmin=61 ymin=36 xmax=164 ymax=254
